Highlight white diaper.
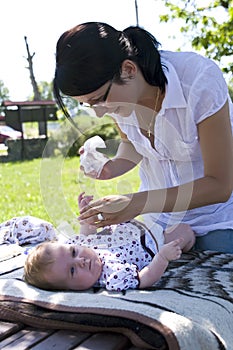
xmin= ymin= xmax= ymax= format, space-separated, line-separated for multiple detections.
xmin=80 ymin=136 xmax=109 ymax=177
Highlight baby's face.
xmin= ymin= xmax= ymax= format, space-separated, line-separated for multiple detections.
xmin=43 ymin=243 xmax=102 ymax=290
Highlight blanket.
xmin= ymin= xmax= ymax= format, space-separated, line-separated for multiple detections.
xmin=0 ymin=247 xmax=232 ymax=350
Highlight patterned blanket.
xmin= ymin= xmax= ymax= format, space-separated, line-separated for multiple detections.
xmin=0 ymin=247 xmax=232 ymax=349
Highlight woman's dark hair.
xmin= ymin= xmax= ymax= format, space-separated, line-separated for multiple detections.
xmin=53 ymin=22 xmax=167 ymax=119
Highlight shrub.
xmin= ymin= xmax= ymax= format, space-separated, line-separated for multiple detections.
xmin=48 ymin=114 xmax=120 ymax=158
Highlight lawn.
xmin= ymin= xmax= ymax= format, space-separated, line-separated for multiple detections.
xmin=0 ymin=156 xmax=140 ymax=230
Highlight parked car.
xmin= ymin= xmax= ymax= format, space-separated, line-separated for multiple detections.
xmin=0 ymin=125 xmax=22 ymax=144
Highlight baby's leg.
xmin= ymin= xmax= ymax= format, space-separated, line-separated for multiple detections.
xmin=164 ymin=223 xmax=196 ymax=252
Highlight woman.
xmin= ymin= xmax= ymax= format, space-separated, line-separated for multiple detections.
xmin=53 ymin=22 xmax=233 ymax=253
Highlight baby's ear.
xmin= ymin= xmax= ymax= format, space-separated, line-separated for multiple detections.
xmin=174 ymin=238 xmax=183 ymax=247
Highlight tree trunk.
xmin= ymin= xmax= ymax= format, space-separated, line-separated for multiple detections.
xmin=24 ymin=36 xmax=45 ymax=135
xmin=135 ymin=0 xmax=139 ymax=26
xmin=24 ymin=36 xmax=41 ymax=100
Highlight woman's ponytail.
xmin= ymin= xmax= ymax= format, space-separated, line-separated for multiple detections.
xmin=122 ymin=26 xmax=167 ymax=92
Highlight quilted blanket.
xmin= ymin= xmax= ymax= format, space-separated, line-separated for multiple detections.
xmin=0 ymin=247 xmax=232 ymax=349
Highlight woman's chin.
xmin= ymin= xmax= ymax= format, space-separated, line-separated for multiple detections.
xmin=112 ymin=106 xmax=134 ymax=117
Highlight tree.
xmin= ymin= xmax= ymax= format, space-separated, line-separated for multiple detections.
xmin=37 ymin=81 xmax=53 ymax=100
xmin=0 ymin=80 xmax=10 ymax=114
xmin=135 ymin=0 xmax=139 ymax=26
xmin=228 ymin=78 xmax=233 ymax=100
xmin=160 ymin=0 xmax=233 ymax=73
xmin=24 ymin=36 xmax=41 ymax=100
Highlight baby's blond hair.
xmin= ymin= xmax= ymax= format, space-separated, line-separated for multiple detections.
xmin=23 ymin=242 xmax=58 ymax=290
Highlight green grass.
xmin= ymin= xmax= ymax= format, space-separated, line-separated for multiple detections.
xmin=0 ymin=157 xmax=140 ymax=228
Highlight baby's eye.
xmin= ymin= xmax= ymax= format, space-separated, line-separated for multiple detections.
xmin=71 ymin=266 xmax=75 ymax=276
xmin=72 ymin=248 xmax=76 ymax=257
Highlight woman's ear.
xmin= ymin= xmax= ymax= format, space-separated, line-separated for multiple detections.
xmin=120 ymin=59 xmax=138 ymax=79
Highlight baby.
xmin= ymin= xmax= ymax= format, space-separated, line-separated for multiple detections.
xmin=24 ymin=193 xmax=195 ymax=292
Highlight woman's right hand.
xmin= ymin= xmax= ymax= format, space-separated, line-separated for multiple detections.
xmin=79 ymin=138 xmax=141 ymax=179
xmin=78 ymin=146 xmax=111 ymax=179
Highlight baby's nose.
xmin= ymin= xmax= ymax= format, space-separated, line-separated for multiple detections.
xmin=76 ymin=257 xmax=90 ymax=268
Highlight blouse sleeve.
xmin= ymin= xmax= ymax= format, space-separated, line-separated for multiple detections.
xmin=105 ymin=262 xmax=140 ymax=292
xmin=187 ymin=56 xmax=228 ymax=124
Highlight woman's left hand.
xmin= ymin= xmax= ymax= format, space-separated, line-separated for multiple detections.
xmin=78 ymin=194 xmax=140 ymax=227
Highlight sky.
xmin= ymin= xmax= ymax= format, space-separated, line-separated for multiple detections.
xmin=0 ymin=0 xmax=187 ymax=101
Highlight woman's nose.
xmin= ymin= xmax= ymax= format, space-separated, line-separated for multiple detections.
xmin=93 ymin=105 xmax=108 ymax=118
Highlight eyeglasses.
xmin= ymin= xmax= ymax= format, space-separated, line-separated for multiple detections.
xmin=80 ymin=77 xmax=114 ymax=108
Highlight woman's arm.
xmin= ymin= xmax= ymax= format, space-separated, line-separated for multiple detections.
xmin=138 ymin=239 xmax=182 ymax=288
xmin=79 ymin=124 xmax=142 ymax=180
xmin=138 ymin=100 xmax=233 ymax=213
xmin=79 ymin=101 xmax=233 ymax=226
xmin=98 ymin=138 xmax=142 ymax=179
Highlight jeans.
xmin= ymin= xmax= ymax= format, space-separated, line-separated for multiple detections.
xmin=195 ymin=229 xmax=233 ymax=253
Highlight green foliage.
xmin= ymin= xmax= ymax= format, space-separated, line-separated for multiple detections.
xmin=228 ymin=78 xmax=233 ymax=100
xmin=48 ymin=113 xmax=120 ymax=157
xmin=37 ymin=81 xmax=53 ymax=100
xmin=0 ymin=80 xmax=10 ymax=113
xmin=67 ymin=122 xmax=120 ymax=157
xmin=160 ymin=0 xmax=233 ymax=73
xmin=58 ymin=96 xmax=80 ymax=119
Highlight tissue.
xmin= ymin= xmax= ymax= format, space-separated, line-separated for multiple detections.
xmin=80 ymin=136 xmax=109 ymax=177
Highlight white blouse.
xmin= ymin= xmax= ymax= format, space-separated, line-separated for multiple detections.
xmin=111 ymin=51 xmax=233 ymax=236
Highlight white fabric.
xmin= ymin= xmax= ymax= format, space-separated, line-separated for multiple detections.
xmin=0 ymin=216 xmax=57 ymax=245
xmin=111 ymin=51 xmax=233 ymax=235
xmin=80 ymin=135 xmax=109 ymax=177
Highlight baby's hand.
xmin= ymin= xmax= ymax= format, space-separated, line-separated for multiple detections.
xmin=78 ymin=192 xmax=94 ymax=210
xmin=158 ymin=239 xmax=182 ymax=262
